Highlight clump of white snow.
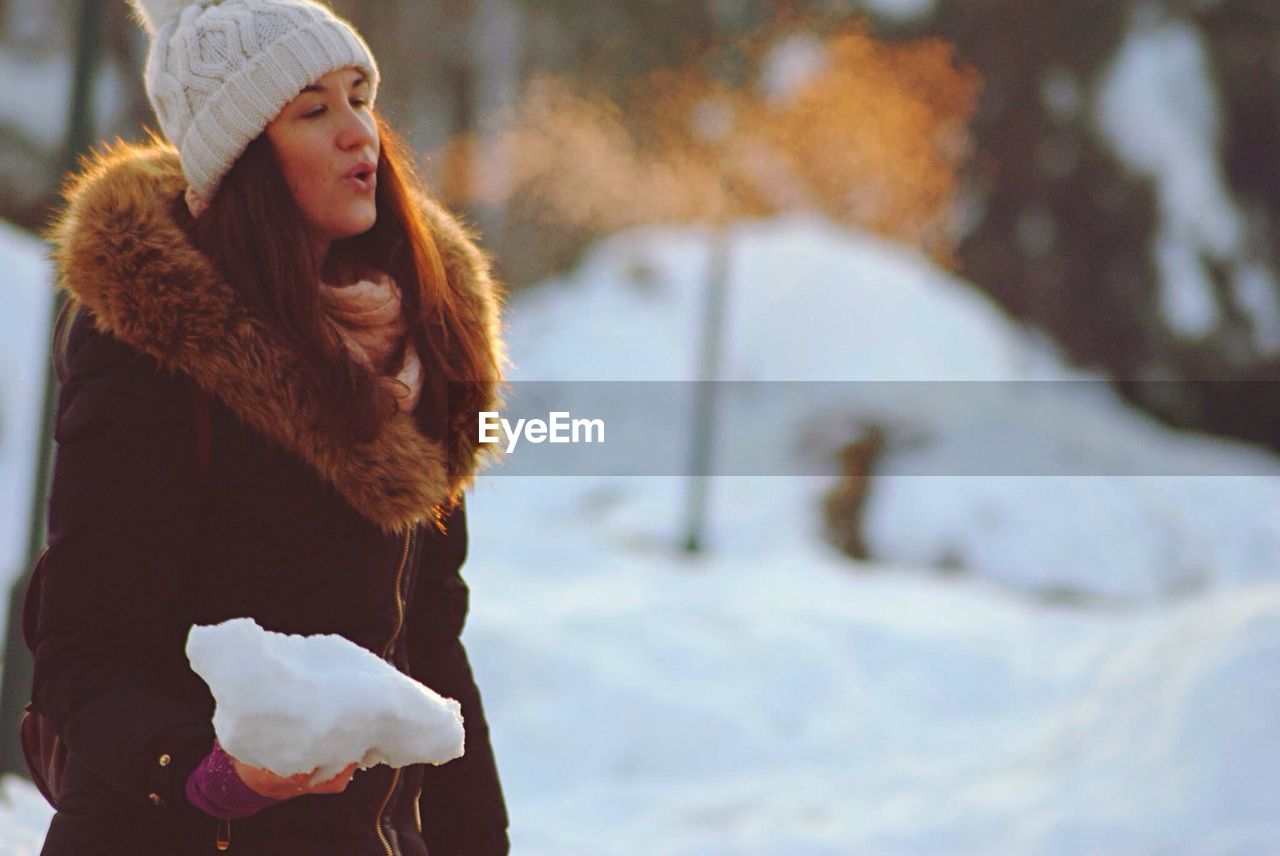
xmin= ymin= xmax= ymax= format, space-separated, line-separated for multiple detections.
xmin=186 ymin=618 xmax=464 ymax=780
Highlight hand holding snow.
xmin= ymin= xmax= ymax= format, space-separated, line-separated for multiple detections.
xmin=186 ymin=618 xmax=464 ymax=779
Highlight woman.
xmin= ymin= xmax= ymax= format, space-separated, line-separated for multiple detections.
xmin=31 ymin=0 xmax=509 ymax=853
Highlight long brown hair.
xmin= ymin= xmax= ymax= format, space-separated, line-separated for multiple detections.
xmin=56 ymin=113 xmax=497 ymax=445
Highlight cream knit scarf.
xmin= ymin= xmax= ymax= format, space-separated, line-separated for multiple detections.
xmin=319 ymin=270 xmax=423 ymax=414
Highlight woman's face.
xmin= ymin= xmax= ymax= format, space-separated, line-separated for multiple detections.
xmin=265 ymin=67 xmax=380 ymax=261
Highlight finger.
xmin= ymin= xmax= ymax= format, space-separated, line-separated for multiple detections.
xmin=308 ymin=777 xmax=345 ymax=794
xmin=317 ymin=764 xmax=357 ymax=789
xmin=305 ymin=762 xmax=353 ymax=788
xmin=310 ymin=763 xmax=359 ymax=793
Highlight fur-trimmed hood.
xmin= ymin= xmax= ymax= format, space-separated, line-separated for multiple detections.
xmin=46 ymin=139 xmax=506 ymax=535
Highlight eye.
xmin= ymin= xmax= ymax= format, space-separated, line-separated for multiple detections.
xmin=350 ymin=97 xmax=368 ymax=108
xmin=304 ymin=106 xmax=325 ymax=119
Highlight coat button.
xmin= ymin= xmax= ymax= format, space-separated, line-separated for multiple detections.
xmin=148 ymin=792 xmax=163 ymax=806
xmin=158 ymin=753 xmax=171 ymax=767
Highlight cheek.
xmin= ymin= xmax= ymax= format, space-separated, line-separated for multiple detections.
xmin=277 ymin=141 xmax=328 ymax=206
xmin=272 ymin=133 xmax=374 ymax=236
xmin=295 ymin=157 xmax=331 ymax=208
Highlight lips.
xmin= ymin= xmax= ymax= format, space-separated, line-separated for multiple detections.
xmin=344 ymin=160 xmax=377 ymax=192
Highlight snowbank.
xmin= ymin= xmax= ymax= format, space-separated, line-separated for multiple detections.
xmin=504 ymin=214 xmax=1280 ymax=600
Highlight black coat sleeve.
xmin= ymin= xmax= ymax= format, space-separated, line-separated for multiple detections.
xmin=406 ymin=500 xmax=511 ymax=855
xmin=31 ymin=315 xmax=216 ymax=819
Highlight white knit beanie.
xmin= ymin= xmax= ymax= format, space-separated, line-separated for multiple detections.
xmin=128 ymin=0 xmax=380 ymax=217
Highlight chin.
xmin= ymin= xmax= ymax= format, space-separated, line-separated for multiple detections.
xmin=330 ymin=211 xmax=378 ymax=240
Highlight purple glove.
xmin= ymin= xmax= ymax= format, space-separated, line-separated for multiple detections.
xmin=185 ymin=742 xmax=285 ymax=820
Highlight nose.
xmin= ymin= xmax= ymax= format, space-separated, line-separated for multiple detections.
xmin=337 ymin=105 xmax=377 ymax=154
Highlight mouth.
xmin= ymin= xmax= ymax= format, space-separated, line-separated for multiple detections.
xmin=344 ymin=161 xmax=377 ymax=193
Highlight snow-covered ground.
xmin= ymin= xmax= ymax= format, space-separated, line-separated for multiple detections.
xmin=2 ymin=211 xmax=1278 ymax=853
xmin=463 ymin=504 xmax=1280 ymax=853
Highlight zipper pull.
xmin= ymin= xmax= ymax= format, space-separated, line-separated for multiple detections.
xmin=216 ymin=817 xmax=231 ymax=850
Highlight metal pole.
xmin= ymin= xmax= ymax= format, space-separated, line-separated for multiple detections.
xmin=682 ymin=223 xmax=730 ymax=554
xmin=0 ymin=0 xmax=104 ymax=777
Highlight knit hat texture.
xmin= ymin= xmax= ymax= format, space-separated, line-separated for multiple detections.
xmin=128 ymin=0 xmax=380 ymax=217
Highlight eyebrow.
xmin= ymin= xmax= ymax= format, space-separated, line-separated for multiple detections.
xmin=301 ymin=73 xmax=368 ymax=94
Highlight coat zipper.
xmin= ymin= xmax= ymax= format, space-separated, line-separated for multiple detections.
xmin=375 ymin=527 xmax=415 ymax=856
xmin=209 ymin=529 xmax=412 ymax=849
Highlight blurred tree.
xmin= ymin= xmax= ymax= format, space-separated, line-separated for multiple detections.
xmin=851 ymin=0 xmax=1280 ymax=447
xmin=0 ymin=0 xmax=148 ymax=229
xmin=515 ymin=0 xmax=717 ymax=82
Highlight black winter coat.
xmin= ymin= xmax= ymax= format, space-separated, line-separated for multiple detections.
xmin=31 ymin=140 xmax=509 ymax=856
